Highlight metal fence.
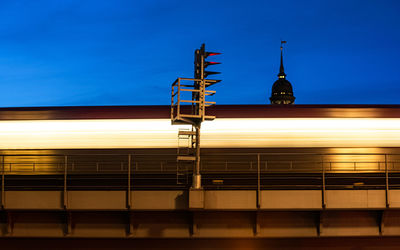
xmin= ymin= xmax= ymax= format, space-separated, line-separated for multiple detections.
xmin=1 ymin=153 xmax=400 ymax=174
xmin=0 ymin=153 xmax=400 ymax=191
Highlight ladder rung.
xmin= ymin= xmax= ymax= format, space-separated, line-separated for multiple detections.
xmin=177 ymin=156 xmax=196 ymax=161
xmin=178 ymin=130 xmax=196 ymax=136
xmin=178 ymin=135 xmax=192 ymax=138
xmin=180 ymin=114 xmax=201 ymax=118
xmin=180 ymin=88 xmax=199 ymax=92
xmin=180 ymin=100 xmax=200 ymax=104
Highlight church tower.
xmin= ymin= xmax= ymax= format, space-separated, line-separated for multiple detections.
xmin=270 ymin=41 xmax=295 ymax=104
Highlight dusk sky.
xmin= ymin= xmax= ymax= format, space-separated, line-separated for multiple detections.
xmin=0 ymin=0 xmax=399 ymax=107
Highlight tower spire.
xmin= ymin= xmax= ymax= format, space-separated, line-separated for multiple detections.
xmin=269 ymin=40 xmax=295 ymax=104
xmin=278 ymin=40 xmax=286 ymax=78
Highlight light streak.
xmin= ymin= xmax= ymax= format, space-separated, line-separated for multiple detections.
xmin=0 ymin=118 xmax=398 ymax=149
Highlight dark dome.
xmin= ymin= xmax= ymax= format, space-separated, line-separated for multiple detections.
xmin=270 ymin=78 xmax=295 ymax=104
xmin=271 ymin=78 xmax=294 ymax=94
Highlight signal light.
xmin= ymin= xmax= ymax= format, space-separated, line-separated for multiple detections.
xmin=194 ymin=43 xmax=221 ymax=81
xmin=204 ymin=71 xmax=220 ymax=78
xmin=204 ymin=61 xmax=221 ymax=67
xmin=205 ymin=52 xmax=221 ymax=57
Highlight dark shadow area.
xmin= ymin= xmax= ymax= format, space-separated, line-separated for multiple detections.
xmin=1 ymin=237 xmax=400 ymax=250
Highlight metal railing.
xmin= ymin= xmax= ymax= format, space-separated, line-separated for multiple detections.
xmin=2 ymin=160 xmax=400 ymax=173
xmin=1 ymin=153 xmax=400 ymax=173
xmin=0 ymin=152 xmax=400 ymax=189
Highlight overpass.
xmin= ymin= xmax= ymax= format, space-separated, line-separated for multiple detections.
xmin=1 ymin=150 xmax=400 ymax=238
xmin=1 ymin=105 xmax=400 ymax=240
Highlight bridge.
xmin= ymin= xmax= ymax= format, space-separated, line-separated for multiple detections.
xmin=1 ymin=105 xmax=400 ymax=248
xmin=0 ymin=149 xmax=400 ymax=238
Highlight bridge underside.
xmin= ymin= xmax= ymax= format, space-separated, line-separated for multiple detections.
xmin=2 ymin=237 xmax=400 ymax=250
xmin=1 ymin=189 xmax=400 ymax=238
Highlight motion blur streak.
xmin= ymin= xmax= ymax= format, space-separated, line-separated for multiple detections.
xmin=0 ymin=118 xmax=399 ymax=149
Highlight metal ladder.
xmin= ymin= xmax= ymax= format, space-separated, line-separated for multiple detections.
xmin=176 ymin=128 xmax=196 ymax=184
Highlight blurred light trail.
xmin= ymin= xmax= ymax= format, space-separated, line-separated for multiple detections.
xmin=0 ymin=118 xmax=399 ymax=149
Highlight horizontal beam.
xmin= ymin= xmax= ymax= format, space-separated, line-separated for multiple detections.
xmin=1 ymin=189 xmax=398 ymax=211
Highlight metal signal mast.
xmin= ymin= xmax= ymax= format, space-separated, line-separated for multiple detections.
xmin=171 ymin=43 xmax=221 ymax=189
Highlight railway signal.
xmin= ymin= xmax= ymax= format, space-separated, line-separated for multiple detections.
xmin=173 ymin=43 xmax=222 ymax=190
xmin=194 ymin=44 xmax=221 ymax=80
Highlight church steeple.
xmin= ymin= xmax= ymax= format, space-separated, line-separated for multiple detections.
xmin=270 ymin=41 xmax=295 ymax=104
xmin=278 ymin=42 xmax=286 ymax=78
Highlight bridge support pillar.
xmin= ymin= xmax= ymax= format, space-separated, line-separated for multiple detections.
xmin=254 ymin=211 xmax=260 ymax=236
xmin=5 ymin=211 xmax=13 ymax=235
xmin=63 ymin=211 xmax=72 ymax=236
xmin=189 ymin=189 xmax=204 ymax=209
xmin=126 ymin=211 xmax=134 ymax=237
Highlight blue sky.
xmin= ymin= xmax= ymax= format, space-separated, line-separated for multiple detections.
xmin=0 ymin=0 xmax=399 ymax=106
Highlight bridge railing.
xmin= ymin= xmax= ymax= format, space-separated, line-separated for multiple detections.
xmin=2 ymin=160 xmax=399 ymax=173
xmin=0 ymin=153 xmax=399 ymax=191
xmin=1 ymin=153 xmax=400 ymax=174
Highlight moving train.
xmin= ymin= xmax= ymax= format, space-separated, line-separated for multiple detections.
xmin=1 ymin=104 xmax=400 ymax=149
xmin=0 ymin=104 xmax=400 ymax=190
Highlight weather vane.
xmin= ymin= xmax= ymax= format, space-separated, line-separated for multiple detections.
xmin=281 ymin=40 xmax=287 ymax=51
